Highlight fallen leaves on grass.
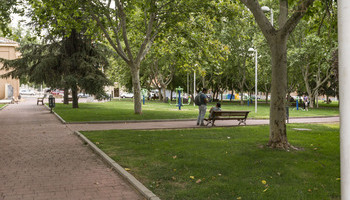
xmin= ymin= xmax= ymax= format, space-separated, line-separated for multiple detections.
xmin=125 ymin=168 xmax=131 ymax=171
xmin=190 ymin=176 xmax=195 ymax=179
xmin=196 ymin=179 xmax=202 ymax=184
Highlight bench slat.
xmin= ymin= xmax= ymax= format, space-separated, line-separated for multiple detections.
xmin=205 ymin=110 xmax=250 ymax=127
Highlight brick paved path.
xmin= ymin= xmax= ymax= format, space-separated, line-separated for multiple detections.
xmin=0 ymin=99 xmax=143 ymax=200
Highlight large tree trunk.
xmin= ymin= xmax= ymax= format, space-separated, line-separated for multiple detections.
xmin=63 ymin=88 xmax=69 ymax=104
xmin=130 ymin=65 xmax=142 ymax=114
xmin=72 ymin=85 xmax=79 ymax=108
xmin=240 ymin=0 xmax=315 ymax=150
xmin=268 ymin=35 xmax=290 ymax=149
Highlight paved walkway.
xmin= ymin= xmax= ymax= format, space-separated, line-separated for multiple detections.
xmin=0 ymin=100 xmax=143 ymax=200
xmin=67 ymin=116 xmax=339 ymax=132
xmin=0 ymin=98 xmax=340 ymax=200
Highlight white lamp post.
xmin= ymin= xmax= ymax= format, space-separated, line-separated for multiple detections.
xmin=248 ymin=48 xmax=258 ymax=113
xmin=261 ymin=6 xmax=273 ymax=26
xmin=339 ymin=0 xmax=350 ymax=198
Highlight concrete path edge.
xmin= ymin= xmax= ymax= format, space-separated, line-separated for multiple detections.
xmin=74 ymin=130 xmax=161 ymax=200
xmin=0 ymin=104 xmax=8 ymax=111
xmin=44 ymin=104 xmax=67 ymax=124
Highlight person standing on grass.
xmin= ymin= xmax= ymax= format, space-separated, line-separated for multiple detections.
xmin=196 ymin=88 xmax=208 ymax=126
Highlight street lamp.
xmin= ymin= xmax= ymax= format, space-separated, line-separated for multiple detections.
xmin=261 ymin=6 xmax=273 ymax=26
xmin=248 ymin=48 xmax=258 ymax=113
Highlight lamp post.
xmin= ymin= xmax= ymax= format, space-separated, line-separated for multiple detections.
xmin=248 ymin=48 xmax=258 ymax=113
xmin=261 ymin=6 xmax=273 ymax=26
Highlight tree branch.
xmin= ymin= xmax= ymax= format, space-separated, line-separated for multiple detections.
xmin=90 ymin=12 xmax=129 ymax=63
xmin=280 ymin=0 xmax=315 ymax=37
xmin=136 ymin=12 xmax=157 ymax=65
xmin=239 ymin=0 xmax=276 ymax=42
xmin=116 ymin=0 xmax=134 ymax=62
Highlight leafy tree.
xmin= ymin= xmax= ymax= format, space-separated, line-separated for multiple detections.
xmin=0 ymin=0 xmax=22 ymax=35
xmin=0 ymin=31 xmax=111 ymax=108
xmin=240 ymin=0 xmax=316 ymax=149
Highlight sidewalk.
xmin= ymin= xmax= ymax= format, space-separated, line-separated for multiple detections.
xmin=67 ymin=116 xmax=339 ymax=132
xmin=0 ymin=99 xmax=143 ymax=200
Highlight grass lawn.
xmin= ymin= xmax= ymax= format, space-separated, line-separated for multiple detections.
xmin=53 ymin=99 xmax=339 ymax=122
xmin=82 ymin=123 xmax=340 ymax=200
xmin=0 ymin=104 xmax=6 ymax=109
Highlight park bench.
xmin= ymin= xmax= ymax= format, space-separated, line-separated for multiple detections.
xmin=37 ymin=94 xmax=47 ymax=105
xmin=204 ymin=110 xmax=250 ymax=127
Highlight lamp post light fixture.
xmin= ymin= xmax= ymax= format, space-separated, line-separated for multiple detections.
xmin=261 ymin=6 xmax=273 ymax=26
xmin=248 ymin=48 xmax=258 ymax=113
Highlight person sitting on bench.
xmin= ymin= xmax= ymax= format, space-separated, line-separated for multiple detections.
xmin=209 ymin=102 xmax=221 ymax=119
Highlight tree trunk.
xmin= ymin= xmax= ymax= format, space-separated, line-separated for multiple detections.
xmin=130 ymin=65 xmax=142 ymax=114
xmin=63 ymin=88 xmax=69 ymax=104
xmin=161 ymin=86 xmax=167 ymax=103
xmin=265 ymin=91 xmax=269 ymax=104
xmin=72 ymin=85 xmax=79 ymax=109
xmin=268 ymin=35 xmax=290 ymax=149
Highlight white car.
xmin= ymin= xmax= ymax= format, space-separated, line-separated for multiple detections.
xmin=20 ymin=89 xmax=35 ymax=96
xmin=121 ymin=92 xmax=134 ymax=98
xmin=78 ymin=93 xmax=90 ymax=98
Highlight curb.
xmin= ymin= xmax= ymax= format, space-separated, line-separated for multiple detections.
xmin=67 ymin=118 xmax=196 ymax=124
xmin=0 ymin=104 xmax=9 ymax=111
xmin=44 ymin=104 xmax=67 ymax=124
xmin=74 ymin=131 xmax=161 ymax=200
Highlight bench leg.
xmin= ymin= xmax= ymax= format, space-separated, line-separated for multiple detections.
xmin=205 ymin=120 xmax=212 ymax=126
xmin=238 ymin=119 xmax=246 ymax=126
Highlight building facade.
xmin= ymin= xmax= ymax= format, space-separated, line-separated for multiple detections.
xmin=0 ymin=38 xmax=20 ymax=100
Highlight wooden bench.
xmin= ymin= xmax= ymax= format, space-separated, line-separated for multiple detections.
xmin=204 ymin=110 xmax=250 ymax=126
xmin=37 ymin=94 xmax=47 ymax=105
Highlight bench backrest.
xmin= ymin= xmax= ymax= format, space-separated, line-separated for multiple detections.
xmin=212 ymin=111 xmax=250 ymax=119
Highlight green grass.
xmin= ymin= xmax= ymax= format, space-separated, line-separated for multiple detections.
xmin=0 ymin=104 xmax=6 ymax=109
xmin=53 ymin=99 xmax=339 ymax=122
xmin=82 ymin=123 xmax=340 ymax=200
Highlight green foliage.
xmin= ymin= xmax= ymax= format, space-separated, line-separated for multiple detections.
xmin=0 ymin=0 xmax=23 ymax=36
xmin=0 ymin=31 xmax=112 ymax=103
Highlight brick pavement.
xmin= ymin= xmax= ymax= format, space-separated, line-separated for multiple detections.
xmin=0 ymin=99 xmax=143 ymax=200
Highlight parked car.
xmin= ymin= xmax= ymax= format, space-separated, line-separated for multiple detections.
xmin=78 ymin=93 xmax=90 ymax=98
xmin=19 ymin=89 xmax=35 ymax=96
xmin=120 ymin=92 xmax=134 ymax=98
xmin=51 ymin=89 xmax=64 ymax=96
